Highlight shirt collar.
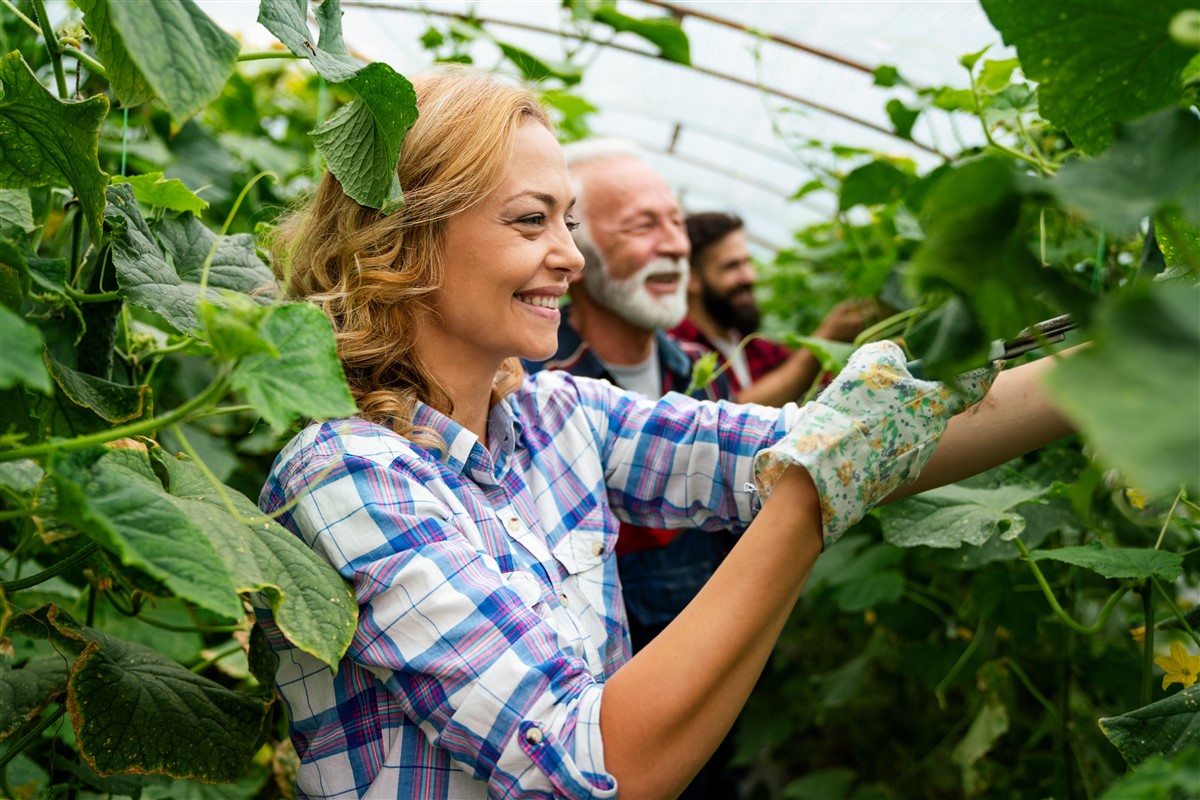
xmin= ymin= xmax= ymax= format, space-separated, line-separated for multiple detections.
xmin=532 ymin=303 xmax=694 ymax=384
xmin=410 ymin=396 xmax=524 ymax=485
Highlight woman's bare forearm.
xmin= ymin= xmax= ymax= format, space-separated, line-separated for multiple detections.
xmin=599 ymin=466 xmax=822 ymax=798
xmin=887 ymin=352 xmax=1076 ymax=502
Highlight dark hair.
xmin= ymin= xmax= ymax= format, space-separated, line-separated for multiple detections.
xmin=685 ymin=211 xmax=744 ymax=270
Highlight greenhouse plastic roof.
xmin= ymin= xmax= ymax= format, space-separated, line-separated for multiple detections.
xmin=198 ymin=0 xmax=1016 ymax=253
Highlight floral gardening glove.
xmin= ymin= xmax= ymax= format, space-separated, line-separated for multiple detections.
xmin=754 ymin=341 xmax=998 ymax=548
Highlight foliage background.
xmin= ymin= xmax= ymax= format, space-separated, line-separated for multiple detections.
xmin=0 ymin=1 xmax=1197 ymax=799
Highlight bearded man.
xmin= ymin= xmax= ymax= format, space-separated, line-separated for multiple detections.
xmin=673 ymin=211 xmax=871 ymax=406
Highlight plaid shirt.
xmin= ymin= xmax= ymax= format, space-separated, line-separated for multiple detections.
xmin=254 ymin=369 xmax=796 ymax=799
xmin=670 ymin=319 xmax=792 ymax=393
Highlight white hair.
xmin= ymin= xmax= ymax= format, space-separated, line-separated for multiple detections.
xmin=561 ymin=137 xmax=642 ymax=169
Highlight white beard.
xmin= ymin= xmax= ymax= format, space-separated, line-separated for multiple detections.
xmin=582 ymin=255 xmax=688 ymax=331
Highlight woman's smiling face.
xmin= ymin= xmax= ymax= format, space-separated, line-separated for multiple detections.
xmin=425 ymin=120 xmax=585 ymax=375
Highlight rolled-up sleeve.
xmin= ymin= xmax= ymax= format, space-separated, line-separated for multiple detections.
xmin=289 ymin=450 xmax=617 ymax=799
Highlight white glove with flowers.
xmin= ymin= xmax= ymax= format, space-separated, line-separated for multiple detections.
xmin=754 ymin=341 xmax=997 ymax=548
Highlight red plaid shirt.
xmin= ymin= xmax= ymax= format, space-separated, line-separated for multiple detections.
xmin=670 ymin=318 xmax=792 ymax=393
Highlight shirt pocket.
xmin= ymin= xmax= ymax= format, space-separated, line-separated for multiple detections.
xmin=550 ymin=511 xmax=616 ymax=671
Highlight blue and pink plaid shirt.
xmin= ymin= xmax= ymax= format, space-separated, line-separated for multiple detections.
xmin=254 ymin=369 xmax=797 ymax=799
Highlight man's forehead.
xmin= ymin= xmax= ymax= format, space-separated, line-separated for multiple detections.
xmin=577 ymin=158 xmax=679 ymax=219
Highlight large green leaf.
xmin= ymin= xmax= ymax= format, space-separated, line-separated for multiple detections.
xmin=311 ymin=62 xmax=418 ymax=212
xmin=78 ymin=0 xmax=239 ymax=129
xmin=44 ymin=353 xmax=151 ymax=424
xmin=881 ymin=483 xmax=1048 ymax=549
xmin=0 ymin=304 xmax=52 ymax=394
xmin=1100 ymin=683 xmax=1200 ymax=766
xmin=0 ymin=188 xmax=35 ymax=235
xmin=105 ymin=182 xmax=201 ymax=332
xmin=1047 ymin=108 xmax=1200 ymax=234
xmin=839 ymin=159 xmax=915 ymax=211
xmin=593 ymin=5 xmax=690 ymax=65
xmin=1027 ymin=543 xmax=1183 ymax=581
xmin=0 ymin=51 xmax=109 ymax=238
xmin=111 ymin=172 xmax=208 ymax=214
xmin=0 ymin=656 xmax=69 ymax=740
xmin=11 ymin=605 xmax=271 ymax=782
xmin=907 ymin=157 xmax=1086 ymax=378
xmin=826 ymin=544 xmax=905 ymax=612
xmin=50 ymin=448 xmax=244 ymax=621
xmin=232 ymin=302 xmax=357 ymax=431
xmin=1042 ymin=283 xmax=1199 ymax=498
xmin=981 ymin=0 xmax=1194 ymax=154
xmin=151 ymin=447 xmax=356 ymax=669
xmin=1097 ymin=746 xmax=1200 ymax=800
xmin=257 ymin=0 xmax=360 ymax=83
xmin=152 ymin=214 xmax=275 ymax=296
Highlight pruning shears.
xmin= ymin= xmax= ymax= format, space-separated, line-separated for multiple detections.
xmin=908 ymin=314 xmax=1076 ymax=379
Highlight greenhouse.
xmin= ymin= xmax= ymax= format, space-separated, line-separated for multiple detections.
xmin=1 ymin=1 xmax=1197 ymax=799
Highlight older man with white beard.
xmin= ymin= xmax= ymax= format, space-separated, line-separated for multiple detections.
xmin=522 ymin=139 xmax=742 ymax=800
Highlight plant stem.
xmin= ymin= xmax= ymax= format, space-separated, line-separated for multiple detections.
xmin=1140 ymin=584 xmax=1154 ymax=707
xmin=62 ymin=286 xmax=120 ymax=304
xmin=29 ymin=0 xmax=68 ymax=99
xmin=0 ymin=507 xmax=34 ymax=522
xmin=0 ymin=706 xmax=66 ymax=772
xmin=236 ymin=51 xmax=302 ymax=62
xmin=0 ymin=371 xmax=230 ymax=463
xmin=1013 ymin=536 xmax=1130 ymax=635
xmin=190 ymin=637 xmax=245 ymax=673
xmin=2 ymin=0 xmax=40 ymax=35
xmin=853 ymin=305 xmax=927 ymax=346
xmin=58 ymin=44 xmax=106 ymax=78
xmin=0 ymin=542 xmax=101 ymax=592
xmin=135 ymin=615 xmax=247 ymax=634
xmin=1154 ymin=488 xmax=1185 ymax=550
xmin=934 ymin=616 xmax=987 ymax=701
xmin=193 ymin=404 xmax=255 ymax=419
xmin=1151 ymin=577 xmax=1200 ymax=648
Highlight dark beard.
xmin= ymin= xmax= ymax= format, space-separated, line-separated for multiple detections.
xmin=701 ymin=282 xmax=761 ymax=334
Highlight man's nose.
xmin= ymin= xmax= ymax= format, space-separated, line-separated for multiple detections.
xmin=658 ymin=218 xmax=689 ymax=258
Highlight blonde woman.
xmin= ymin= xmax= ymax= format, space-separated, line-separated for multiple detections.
xmin=257 ymin=67 xmax=1070 ymax=799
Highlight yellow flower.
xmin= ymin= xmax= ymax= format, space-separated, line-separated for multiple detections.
xmin=1154 ymin=640 xmax=1200 ymax=689
xmin=1124 ymin=487 xmax=1149 ymax=510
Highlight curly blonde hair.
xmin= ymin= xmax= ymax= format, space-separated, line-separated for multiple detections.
xmin=271 ymin=67 xmax=552 ymax=449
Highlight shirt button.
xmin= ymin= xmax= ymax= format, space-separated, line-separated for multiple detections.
xmin=592 ymin=542 xmax=604 ymax=557
xmin=560 ymin=592 xmax=569 ymax=607
xmin=525 ymin=727 xmax=543 ymax=746
xmin=505 ymin=516 xmax=521 ymax=533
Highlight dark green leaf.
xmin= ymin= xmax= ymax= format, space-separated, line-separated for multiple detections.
xmin=232 ymin=302 xmax=358 ymax=431
xmin=0 ymin=305 xmax=51 ymax=393
xmin=78 ymin=0 xmax=240 ymax=129
xmin=981 ymin=0 xmax=1194 ymax=154
xmin=1158 ymin=210 xmax=1200 ymax=268
xmin=1047 ymin=108 xmax=1200 ymax=234
xmin=951 ymin=701 xmax=1009 ymax=795
xmin=874 ymin=65 xmax=903 ymax=88
xmin=1097 ymin=746 xmax=1200 ymax=800
xmin=827 ymin=544 xmax=905 ymax=612
xmin=44 ymin=353 xmax=151 ymax=424
xmin=1100 ymin=683 xmax=1200 ymax=766
xmin=199 ymin=297 xmax=278 ymax=361
xmin=152 ymin=214 xmax=275 ymax=296
xmin=1042 ymin=283 xmax=1199 ymax=498
xmin=50 ymin=448 xmax=244 ymax=621
xmin=0 ymin=188 xmax=35 ymax=235
xmin=498 ymin=43 xmax=583 ymax=86
xmin=257 ymin=0 xmax=360 ymax=83
xmin=111 ymin=172 xmax=208 ymax=214
xmin=885 ymin=98 xmax=921 ymax=140
xmin=0 ymin=51 xmax=109 ymax=238
xmin=14 ymin=605 xmax=271 ymax=782
xmin=1028 ymin=543 xmax=1183 ymax=581
xmin=311 ymin=62 xmax=418 ymax=212
xmin=904 ymin=296 xmax=988 ymax=377
xmin=152 ymin=447 xmax=357 ymax=669
xmin=881 ymin=483 xmax=1047 ymax=549
xmin=839 ymin=160 xmax=915 ymax=210
xmin=0 ymin=656 xmax=69 ymax=740
xmin=593 ymin=6 xmax=690 ymax=65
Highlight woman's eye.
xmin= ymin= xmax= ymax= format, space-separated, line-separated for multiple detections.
xmin=566 ymin=219 xmax=581 ymax=231
xmin=517 ymin=214 xmax=546 ymax=227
